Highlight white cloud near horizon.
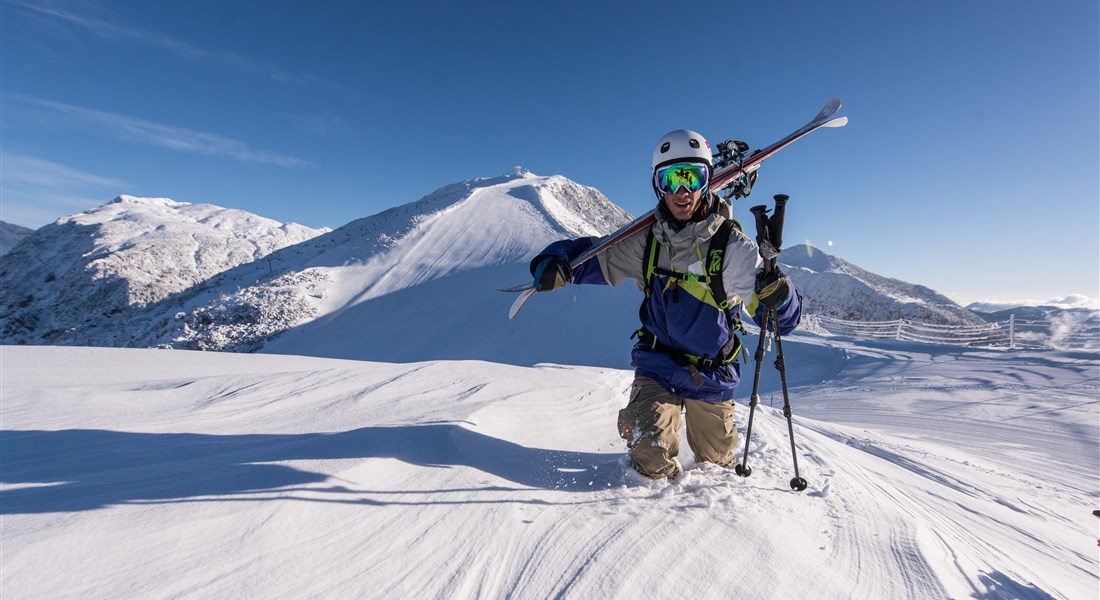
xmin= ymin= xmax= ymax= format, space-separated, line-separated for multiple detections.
xmin=10 ymin=0 xmax=346 ymax=90
xmin=1 ymin=150 xmax=130 ymax=227
xmin=8 ymin=94 xmax=310 ymax=167
xmin=1 ymin=151 xmax=129 ymax=190
xmin=968 ymin=294 xmax=1100 ymax=311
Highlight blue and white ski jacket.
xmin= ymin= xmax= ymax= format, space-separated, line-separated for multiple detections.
xmin=535 ymin=207 xmax=801 ymax=402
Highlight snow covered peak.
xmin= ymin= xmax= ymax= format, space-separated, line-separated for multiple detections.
xmin=142 ymin=172 xmax=634 ymax=350
xmin=108 ymin=194 xmax=185 ymax=207
xmin=0 ymin=196 xmax=329 ymax=345
xmin=781 ymin=244 xmax=984 ymax=325
xmin=71 ymin=195 xmax=318 ymax=233
xmin=296 ymin=171 xmax=631 ymax=275
xmin=0 ymin=171 xmax=635 ymax=350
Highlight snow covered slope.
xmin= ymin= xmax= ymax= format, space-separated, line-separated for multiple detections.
xmin=2 ymin=341 xmax=1095 ymax=599
xmin=0 ymin=176 xmax=1027 ymax=357
xmin=781 ymin=243 xmax=986 ymax=325
xmin=0 ymin=220 xmax=34 ymax=256
xmin=0 ymin=196 xmax=327 ymax=345
xmin=262 ymin=261 xmax=643 ymax=368
xmin=152 ymin=170 xmax=632 ymax=351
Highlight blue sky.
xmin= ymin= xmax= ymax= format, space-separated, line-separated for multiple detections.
xmin=2 ymin=0 xmax=1097 ymax=307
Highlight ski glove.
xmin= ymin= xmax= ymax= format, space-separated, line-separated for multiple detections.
xmin=531 ymin=256 xmax=572 ymax=292
xmin=755 ymin=267 xmax=791 ymax=310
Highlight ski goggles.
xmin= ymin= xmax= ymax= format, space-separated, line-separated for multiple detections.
xmin=655 ymin=162 xmax=710 ymax=195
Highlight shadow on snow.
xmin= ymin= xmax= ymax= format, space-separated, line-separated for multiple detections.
xmin=0 ymin=424 xmax=623 ymax=514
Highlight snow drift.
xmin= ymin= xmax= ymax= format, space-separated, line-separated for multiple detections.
xmin=2 ymin=340 xmax=1095 ymax=599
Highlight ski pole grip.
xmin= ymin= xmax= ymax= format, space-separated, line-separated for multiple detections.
xmin=750 ymin=205 xmax=770 ymax=249
xmin=750 ymin=204 xmax=778 ymax=270
xmin=770 ymin=194 xmax=789 ymax=249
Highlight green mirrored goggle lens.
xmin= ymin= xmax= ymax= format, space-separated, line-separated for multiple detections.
xmin=656 ymin=163 xmax=709 ymax=194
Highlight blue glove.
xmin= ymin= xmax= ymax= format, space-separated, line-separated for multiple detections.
xmin=531 ymin=256 xmax=571 ymax=292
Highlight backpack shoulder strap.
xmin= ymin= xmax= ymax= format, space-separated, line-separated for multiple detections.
xmin=706 ymin=219 xmax=736 ymax=310
xmin=641 ymin=227 xmax=658 ymax=298
xmin=635 ymin=227 xmax=659 ymax=328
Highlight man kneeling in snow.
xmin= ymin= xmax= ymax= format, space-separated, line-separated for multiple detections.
xmin=530 ymin=129 xmax=801 ymax=479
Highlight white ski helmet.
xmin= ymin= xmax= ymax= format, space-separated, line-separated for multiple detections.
xmin=651 ymin=129 xmax=712 ymax=172
xmin=651 ymin=129 xmax=712 ymax=200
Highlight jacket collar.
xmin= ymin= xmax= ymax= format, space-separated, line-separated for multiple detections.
xmin=654 ymin=204 xmax=723 ymax=247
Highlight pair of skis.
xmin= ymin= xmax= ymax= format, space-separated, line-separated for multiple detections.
xmin=501 ymin=98 xmax=848 ymax=319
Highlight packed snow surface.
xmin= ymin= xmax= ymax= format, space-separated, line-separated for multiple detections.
xmin=2 ymin=338 xmax=1096 ymax=599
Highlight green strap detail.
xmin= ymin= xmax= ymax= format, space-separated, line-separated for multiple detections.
xmin=707 ymin=247 xmax=724 ymax=278
xmin=680 ymin=335 xmax=743 ymax=368
xmin=644 ymin=230 xmax=659 ymax=298
xmin=653 ymin=266 xmax=707 ymax=284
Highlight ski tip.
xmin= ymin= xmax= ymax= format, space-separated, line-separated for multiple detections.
xmin=815 ymin=98 xmax=843 ymax=121
xmin=508 ymin=287 xmax=538 ymax=320
xmin=823 ymin=116 xmax=848 ymax=128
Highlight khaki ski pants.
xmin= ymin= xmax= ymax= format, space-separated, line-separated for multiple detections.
xmin=617 ymin=376 xmax=739 ymax=479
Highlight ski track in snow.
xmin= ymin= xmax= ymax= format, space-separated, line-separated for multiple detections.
xmin=1 ymin=341 xmax=1097 ymax=599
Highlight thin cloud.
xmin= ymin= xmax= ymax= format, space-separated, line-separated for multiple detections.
xmin=970 ymin=296 xmax=1100 ymax=311
xmin=9 ymin=0 xmax=346 ymax=90
xmin=10 ymin=94 xmax=310 ymax=167
xmin=1 ymin=150 xmax=129 ymax=189
xmin=0 ymin=150 xmax=130 ymax=226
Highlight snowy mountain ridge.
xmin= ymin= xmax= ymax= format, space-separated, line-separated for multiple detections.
xmin=2 ymin=171 xmax=1069 ymax=359
xmin=780 ymin=244 xmax=987 ymax=326
xmin=0 ymin=172 xmax=634 ymax=351
xmin=0 ymin=220 xmax=35 ymax=256
xmin=156 ymin=170 xmax=633 ymax=352
xmin=0 ymin=196 xmax=328 ymax=345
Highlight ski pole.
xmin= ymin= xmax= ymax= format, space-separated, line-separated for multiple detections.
xmin=735 ymin=308 xmax=770 ymax=478
xmin=737 ymin=195 xmax=808 ymax=491
xmin=766 ymin=194 xmax=808 ymax=491
xmin=769 ymin=305 xmax=808 ymax=491
xmin=735 ymin=203 xmax=777 ymax=478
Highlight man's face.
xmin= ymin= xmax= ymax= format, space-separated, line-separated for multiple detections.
xmin=662 ymin=188 xmax=703 ymax=222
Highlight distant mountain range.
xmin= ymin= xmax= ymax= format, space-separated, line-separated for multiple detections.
xmin=1 ymin=172 xmax=1089 ymax=362
xmin=779 ymin=244 xmax=987 ymax=326
xmin=1 ymin=221 xmax=34 ymax=255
